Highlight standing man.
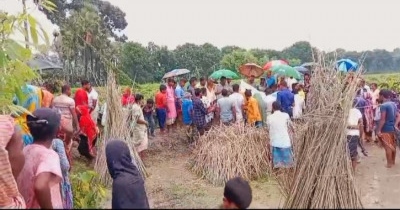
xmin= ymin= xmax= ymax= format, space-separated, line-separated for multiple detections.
xmin=347 ymin=99 xmax=364 ymax=171
xmin=371 ymin=83 xmax=380 ymax=110
xmin=74 ymin=80 xmax=90 ymax=108
xmin=88 ymin=85 xmax=99 ymax=124
xmin=216 ymin=89 xmax=236 ymax=125
xmin=192 ymin=88 xmax=215 ymax=136
xmin=244 ymin=90 xmax=262 ymax=128
xmin=215 ymin=76 xmax=232 ymax=99
xmin=377 ymin=89 xmax=400 ymax=168
xmin=247 ymin=75 xmax=257 ymax=88
xmin=276 ymin=81 xmax=294 ymax=118
xmin=175 ymin=78 xmax=187 ymax=126
xmin=187 ymin=77 xmax=198 ymax=97
xmin=229 ymin=84 xmax=245 ymax=123
xmin=196 ymin=77 xmax=207 ymax=89
xmin=265 ymin=71 xmax=276 ymax=88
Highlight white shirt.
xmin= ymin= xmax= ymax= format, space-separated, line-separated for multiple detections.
xmin=374 ymin=105 xmax=381 ymax=121
xmin=88 ymin=88 xmax=99 ymax=110
xmin=293 ymin=94 xmax=305 ymax=119
xmin=264 ymin=94 xmax=276 ymax=115
xmin=286 ymin=78 xmax=298 ymax=91
xmin=347 ymin=108 xmax=362 ymax=136
xmin=229 ymin=92 xmax=244 ymax=121
xmin=267 ymin=111 xmax=292 ymax=148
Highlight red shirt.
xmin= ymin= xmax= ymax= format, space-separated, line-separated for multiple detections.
xmin=155 ymin=92 xmax=167 ymax=109
xmin=121 ymin=93 xmax=135 ymax=106
xmin=74 ymin=88 xmax=88 ymax=107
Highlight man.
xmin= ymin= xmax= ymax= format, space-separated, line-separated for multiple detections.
xmin=264 ymin=88 xmax=276 ymax=116
xmin=247 ymin=75 xmax=257 ymax=88
xmin=229 ymin=84 xmax=245 ymax=123
xmin=187 ymin=77 xmax=197 ymax=97
xmin=196 ymin=77 xmax=207 ymax=88
xmin=221 ymin=177 xmax=252 ymax=209
xmin=52 ymin=85 xmax=80 ymax=163
xmin=74 ymin=80 xmax=90 ymax=107
xmin=347 ymin=99 xmax=364 ymax=171
xmin=215 ymin=76 xmax=232 ymax=100
xmin=377 ymin=89 xmax=400 ymax=168
xmin=292 ymin=84 xmax=305 ymax=119
xmin=88 ymin=85 xmax=99 ymax=124
xmin=265 ymin=71 xmax=276 ymax=88
xmin=41 ymin=82 xmax=54 ymax=108
xmin=227 ymin=78 xmax=232 ymax=86
xmin=216 ymin=89 xmax=236 ymax=125
xmin=244 ymin=89 xmax=262 ymax=128
xmin=175 ymin=78 xmax=187 ymax=126
xmin=286 ymin=76 xmax=297 ymax=91
xmin=370 ymin=83 xmax=380 ymax=109
xmin=192 ymin=88 xmax=214 ymax=136
xmin=155 ymin=85 xmax=168 ymax=134
xmin=266 ymin=102 xmax=293 ymax=169
xmin=359 ymin=79 xmax=371 ymax=93
xmin=276 ymin=81 xmax=294 ymax=118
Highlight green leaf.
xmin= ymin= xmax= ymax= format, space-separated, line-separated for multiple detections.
xmin=0 ymin=50 xmax=9 ymax=68
xmin=27 ymin=15 xmax=38 ymax=45
xmin=4 ymin=39 xmax=31 ymax=60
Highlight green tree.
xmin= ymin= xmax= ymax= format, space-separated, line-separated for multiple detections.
xmin=220 ymin=50 xmax=258 ymax=73
xmin=250 ymin=48 xmax=270 ymax=66
xmin=120 ymin=42 xmax=153 ymax=83
xmin=282 ymin=41 xmax=313 ymax=63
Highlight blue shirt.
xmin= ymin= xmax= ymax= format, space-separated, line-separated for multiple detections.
xmin=266 ymin=76 xmax=276 ymax=88
xmin=380 ymin=101 xmax=397 ymax=132
xmin=355 ymin=96 xmax=366 ymax=115
xmin=277 ymin=88 xmax=294 ymax=115
xmin=182 ymin=99 xmax=193 ymax=125
xmin=175 ymin=85 xmax=185 ymax=99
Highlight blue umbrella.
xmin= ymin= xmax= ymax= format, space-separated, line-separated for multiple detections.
xmin=336 ymin=59 xmax=358 ymax=72
xmin=294 ymin=66 xmax=310 ymax=74
xmin=162 ymin=68 xmax=190 ymax=79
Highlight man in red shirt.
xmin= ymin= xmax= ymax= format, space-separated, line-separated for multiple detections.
xmin=74 ymin=80 xmax=90 ymax=108
xmin=155 ymin=84 xmax=168 ymax=134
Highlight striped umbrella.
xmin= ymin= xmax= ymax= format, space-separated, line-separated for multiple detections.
xmin=262 ymin=59 xmax=289 ymax=70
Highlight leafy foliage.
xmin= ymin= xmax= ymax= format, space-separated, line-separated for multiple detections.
xmin=71 ymin=170 xmax=107 ymax=209
xmin=0 ymin=8 xmax=51 ymax=114
xmin=220 ymin=50 xmax=258 ymax=72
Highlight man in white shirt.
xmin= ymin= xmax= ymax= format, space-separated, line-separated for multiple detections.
xmin=293 ymin=92 xmax=305 ymax=119
xmin=347 ymin=99 xmax=364 ymax=171
xmin=267 ymin=102 xmax=293 ymax=169
xmin=229 ymin=84 xmax=245 ymax=123
xmin=88 ymin=86 xmax=99 ymax=124
xmin=264 ymin=88 xmax=276 ymax=116
xmin=285 ymin=77 xmax=298 ymax=91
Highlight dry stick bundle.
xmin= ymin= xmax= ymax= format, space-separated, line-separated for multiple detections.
xmin=190 ymin=124 xmax=272 ymax=186
xmin=94 ymin=71 xmax=147 ymax=187
xmin=276 ymin=55 xmax=363 ymax=208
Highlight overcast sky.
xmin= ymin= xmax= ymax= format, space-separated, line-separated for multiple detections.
xmin=3 ymin=0 xmax=400 ymax=51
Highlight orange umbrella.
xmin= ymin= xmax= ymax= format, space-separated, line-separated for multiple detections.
xmin=239 ymin=63 xmax=263 ymax=78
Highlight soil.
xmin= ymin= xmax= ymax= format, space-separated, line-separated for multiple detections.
xmin=76 ymin=130 xmax=400 ymax=209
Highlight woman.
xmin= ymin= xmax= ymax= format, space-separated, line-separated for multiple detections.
xmin=76 ymin=105 xmax=98 ymax=160
xmin=130 ymin=94 xmax=149 ymax=159
xmin=17 ymin=108 xmax=63 ymax=209
xmin=0 ymin=115 xmax=26 ymax=208
xmin=122 ymin=87 xmax=135 ymax=106
xmin=359 ymin=86 xmax=374 ymax=142
xmin=106 ymin=140 xmax=149 ymax=209
xmin=14 ymin=84 xmax=43 ymax=146
xmin=52 ymin=139 xmax=73 ymax=209
xmin=166 ymin=79 xmax=177 ymax=131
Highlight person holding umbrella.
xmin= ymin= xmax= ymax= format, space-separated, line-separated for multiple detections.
xmin=265 ymin=71 xmax=276 ymax=88
xmin=215 ymin=76 xmax=232 ymax=100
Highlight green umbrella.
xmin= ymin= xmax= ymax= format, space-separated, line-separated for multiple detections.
xmin=271 ymin=65 xmax=301 ymax=79
xmin=209 ymin=69 xmax=239 ymax=80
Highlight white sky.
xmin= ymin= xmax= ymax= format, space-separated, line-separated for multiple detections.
xmin=3 ymin=0 xmax=400 ymax=51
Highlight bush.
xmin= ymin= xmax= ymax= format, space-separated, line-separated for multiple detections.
xmin=71 ymin=170 xmax=107 ymax=209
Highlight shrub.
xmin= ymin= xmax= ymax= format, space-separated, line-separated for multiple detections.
xmin=71 ymin=170 xmax=107 ymax=209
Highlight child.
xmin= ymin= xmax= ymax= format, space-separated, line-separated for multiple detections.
xmin=17 ymin=108 xmax=63 ymax=208
xmin=222 ymin=177 xmax=252 ymax=209
xmin=143 ymin=99 xmax=155 ymax=137
xmin=155 ymin=85 xmax=168 ymax=134
xmin=182 ymin=92 xmax=193 ymax=131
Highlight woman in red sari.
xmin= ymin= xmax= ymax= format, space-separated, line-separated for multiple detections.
xmin=76 ymin=105 xmax=98 ymax=160
xmin=74 ymin=80 xmax=90 ymax=107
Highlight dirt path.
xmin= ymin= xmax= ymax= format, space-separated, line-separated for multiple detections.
xmin=99 ymin=132 xmax=400 ymax=209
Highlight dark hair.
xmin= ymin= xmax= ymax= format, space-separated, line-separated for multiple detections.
xmin=371 ymin=83 xmax=377 ymax=88
xmin=27 ymin=109 xmax=61 ymax=141
xmin=135 ymin=94 xmax=144 ymax=101
xmin=159 ymin=84 xmax=167 ymax=91
xmin=304 ymin=73 xmax=310 ymax=77
xmin=146 ymin=98 xmax=154 ymax=104
xmin=232 ymin=84 xmax=240 ymax=92
xmin=272 ymin=101 xmax=281 ymax=111
xmin=223 ymin=177 xmax=252 ymax=209
xmin=270 ymin=84 xmax=278 ymax=90
xmin=201 ymin=87 xmax=207 ymax=95
xmin=292 ymin=83 xmax=298 ymax=90
xmin=244 ymin=89 xmax=252 ymax=97
xmin=81 ymin=80 xmax=90 ymax=86
xmin=180 ymin=78 xmax=187 ymax=83
xmin=167 ymin=78 xmax=175 ymax=83
xmin=221 ymin=89 xmax=228 ymax=97
xmin=265 ymin=88 xmax=273 ymax=95
xmin=220 ymin=76 xmax=227 ymax=80
xmin=189 ymin=77 xmax=197 ymax=84
xmin=200 ymin=77 xmax=206 ymax=82
xmin=194 ymin=88 xmax=202 ymax=97
xmin=379 ymin=89 xmax=392 ymax=99
xmin=61 ymin=84 xmax=71 ymax=93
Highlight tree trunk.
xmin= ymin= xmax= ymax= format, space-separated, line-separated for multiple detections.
xmin=22 ymin=0 xmax=29 ymax=49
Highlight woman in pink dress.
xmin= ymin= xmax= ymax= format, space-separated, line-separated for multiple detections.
xmin=17 ymin=108 xmax=63 ymax=209
xmin=166 ymin=78 xmax=177 ymax=132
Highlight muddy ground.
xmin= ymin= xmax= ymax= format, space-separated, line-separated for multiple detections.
xmin=73 ymin=131 xmax=400 ymax=209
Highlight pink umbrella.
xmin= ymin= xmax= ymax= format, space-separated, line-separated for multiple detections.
xmin=263 ymin=60 xmax=289 ymax=70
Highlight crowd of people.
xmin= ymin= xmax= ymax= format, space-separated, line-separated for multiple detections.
xmin=1 ymin=69 xmax=400 ymax=208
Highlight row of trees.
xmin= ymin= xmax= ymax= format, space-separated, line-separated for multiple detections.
xmin=36 ymin=0 xmax=400 ymax=85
